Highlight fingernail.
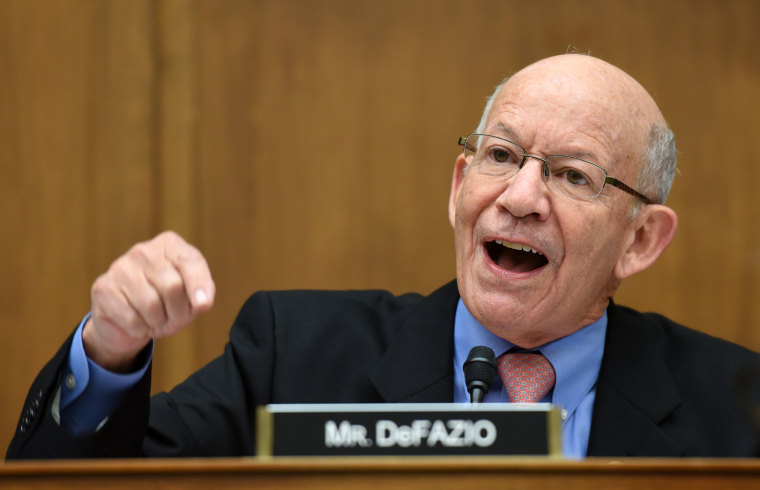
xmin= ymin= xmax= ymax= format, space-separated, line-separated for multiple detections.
xmin=194 ymin=289 xmax=209 ymax=306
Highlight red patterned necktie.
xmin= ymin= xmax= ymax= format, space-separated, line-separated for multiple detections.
xmin=497 ymin=351 xmax=556 ymax=403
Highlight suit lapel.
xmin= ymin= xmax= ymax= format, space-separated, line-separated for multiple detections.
xmin=587 ymin=303 xmax=685 ymax=457
xmin=370 ymin=281 xmax=459 ymax=403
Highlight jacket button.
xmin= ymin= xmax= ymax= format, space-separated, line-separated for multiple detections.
xmin=65 ymin=373 xmax=77 ymax=390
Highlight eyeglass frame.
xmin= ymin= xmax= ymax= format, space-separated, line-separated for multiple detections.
xmin=458 ymin=133 xmax=653 ymax=205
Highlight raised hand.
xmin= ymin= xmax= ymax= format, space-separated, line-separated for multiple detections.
xmin=83 ymin=231 xmax=215 ymax=372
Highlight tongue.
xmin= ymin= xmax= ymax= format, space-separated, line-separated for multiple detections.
xmin=496 ymin=247 xmax=546 ymax=273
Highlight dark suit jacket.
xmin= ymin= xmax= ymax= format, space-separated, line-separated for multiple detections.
xmin=7 ymin=281 xmax=760 ymax=459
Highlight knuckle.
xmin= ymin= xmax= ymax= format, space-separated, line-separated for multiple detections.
xmin=106 ymin=258 xmax=129 ymax=278
xmin=158 ymin=230 xmax=180 ymax=241
xmin=175 ymin=242 xmax=203 ymax=264
xmin=182 ymin=247 xmax=203 ymax=262
xmin=150 ymin=266 xmax=185 ymax=298
xmin=91 ymin=274 xmax=119 ymax=301
xmin=128 ymin=241 xmax=153 ymax=262
xmin=91 ymin=275 xmax=107 ymax=296
xmin=157 ymin=230 xmax=185 ymax=249
xmin=165 ymin=275 xmax=187 ymax=297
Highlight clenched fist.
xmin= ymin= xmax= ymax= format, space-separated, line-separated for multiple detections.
xmin=83 ymin=231 xmax=215 ymax=372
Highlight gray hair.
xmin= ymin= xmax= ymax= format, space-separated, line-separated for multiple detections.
xmin=473 ymin=79 xmax=678 ymax=208
xmin=638 ymin=124 xmax=677 ymax=205
xmin=474 ymin=78 xmax=509 ymax=135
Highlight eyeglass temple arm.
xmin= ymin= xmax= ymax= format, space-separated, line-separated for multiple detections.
xmin=458 ymin=136 xmax=477 ymax=153
xmin=605 ymin=177 xmax=653 ymax=205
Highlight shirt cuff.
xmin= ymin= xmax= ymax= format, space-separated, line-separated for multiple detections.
xmin=58 ymin=313 xmax=153 ymax=435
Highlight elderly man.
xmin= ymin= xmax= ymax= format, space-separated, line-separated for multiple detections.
xmin=7 ymin=54 xmax=759 ymax=459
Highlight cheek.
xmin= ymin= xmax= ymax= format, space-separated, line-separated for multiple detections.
xmin=452 ymin=182 xmax=492 ymax=260
xmin=456 ymin=179 xmax=501 ymax=222
xmin=568 ymin=220 xmax=624 ymax=277
xmin=453 ymin=197 xmax=477 ymax=259
xmin=453 ymin=184 xmax=497 ymax=253
xmin=557 ymin=208 xmax=618 ymax=269
xmin=453 ymin=185 xmax=478 ymax=234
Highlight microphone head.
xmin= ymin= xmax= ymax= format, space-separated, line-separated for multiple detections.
xmin=463 ymin=346 xmax=497 ymax=400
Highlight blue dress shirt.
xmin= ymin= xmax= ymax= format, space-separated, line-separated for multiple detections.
xmin=452 ymin=299 xmax=607 ymax=458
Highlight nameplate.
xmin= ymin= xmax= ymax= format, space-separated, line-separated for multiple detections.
xmin=256 ymin=403 xmax=561 ymax=457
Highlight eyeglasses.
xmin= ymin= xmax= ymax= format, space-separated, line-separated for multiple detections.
xmin=458 ymin=133 xmax=652 ymax=204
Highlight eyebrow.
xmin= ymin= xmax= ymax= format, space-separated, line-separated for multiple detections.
xmin=490 ymin=122 xmax=517 ymax=140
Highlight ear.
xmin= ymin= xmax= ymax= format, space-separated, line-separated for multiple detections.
xmin=614 ymin=204 xmax=678 ymax=279
xmin=448 ymin=154 xmax=469 ymax=228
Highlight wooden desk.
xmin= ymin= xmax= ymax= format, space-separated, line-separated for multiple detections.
xmin=2 ymin=458 xmax=760 ymax=489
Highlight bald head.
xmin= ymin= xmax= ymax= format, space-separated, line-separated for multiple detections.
xmin=514 ymin=55 xmax=665 ymax=129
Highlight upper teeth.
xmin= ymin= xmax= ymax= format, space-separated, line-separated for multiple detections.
xmin=495 ymin=239 xmax=541 ymax=254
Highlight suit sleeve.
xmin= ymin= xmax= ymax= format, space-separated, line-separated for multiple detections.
xmin=6 ymin=328 xmax=152 ymax=459
xmin=140 ymin=290 xmax=278 ymax=457
xmin=6 ymin=288 xmax=389 ymax=459
xmin=7 ymin=291 xmax=278 ymax=459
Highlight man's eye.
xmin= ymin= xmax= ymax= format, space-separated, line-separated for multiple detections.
xmin=488 ymin=147 xmax=513 ymax=163
xmin=565 ymin=170 xmax=588 ymax=185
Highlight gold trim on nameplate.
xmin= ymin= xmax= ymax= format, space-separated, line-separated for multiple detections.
xmin=547 ymin=407 xmax=563 ymax=457
xmin=256 ymin=406 xmax=273 ymax=457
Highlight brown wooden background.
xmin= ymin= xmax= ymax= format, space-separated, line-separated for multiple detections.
xmin=1 ymin=0 xmax=759 ymax=452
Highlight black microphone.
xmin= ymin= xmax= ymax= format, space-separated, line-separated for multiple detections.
xmin=463 ymin=346 xmax=497 ymax=404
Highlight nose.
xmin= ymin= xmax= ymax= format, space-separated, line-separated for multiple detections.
xmin=495 ymin=156 xmax=551 ymax=219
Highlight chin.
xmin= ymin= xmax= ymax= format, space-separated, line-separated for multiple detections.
xmin=468 ymin=296 xmax=566 ymax=347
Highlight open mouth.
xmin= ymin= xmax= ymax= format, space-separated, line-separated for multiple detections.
xmin=485 ymin=239 xmax=548 ymax=273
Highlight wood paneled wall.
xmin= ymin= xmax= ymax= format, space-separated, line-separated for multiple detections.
xmin=2 ymin=0 xmax=759 ymax=451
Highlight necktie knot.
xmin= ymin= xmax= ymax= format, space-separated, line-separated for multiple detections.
xmin=497 ymin=351 xmax=556 ymax=403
